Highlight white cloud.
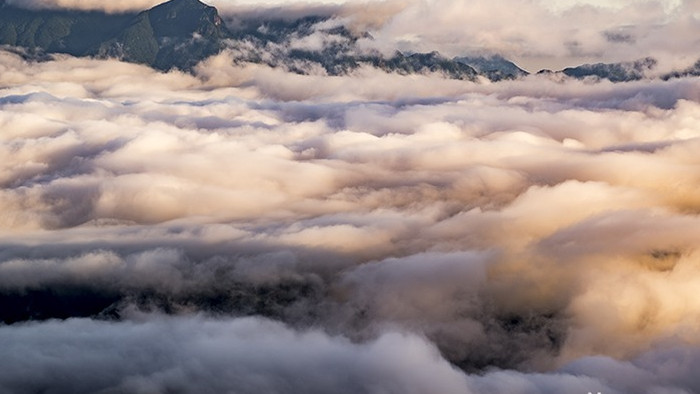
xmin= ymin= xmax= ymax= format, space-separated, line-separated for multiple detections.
xmin=1 ymin=22 xmax=700 ymax=390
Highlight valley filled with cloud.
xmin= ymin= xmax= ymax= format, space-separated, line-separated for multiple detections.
xmin=2 ymin=0 xmax=700 ymax=393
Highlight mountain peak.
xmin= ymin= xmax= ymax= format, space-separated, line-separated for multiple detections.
xmin=147 ymin=0 xmax=224 ymax=38
xmin=91 ymin=0 xmax=229 ymax=70
xmin=454 ymin=54 xmax=529 ymax=81
xmin=151 ymin=0 xmax=213 ymax=12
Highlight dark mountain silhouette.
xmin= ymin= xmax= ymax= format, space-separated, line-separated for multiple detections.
xmin=0 ymin=2 xmax=134 ymax=57
xmin=97 ymin=0 xmax=230 ymax=70
xmin=661 ymin=59 xmax=700 ymax=80
xmin=560 ymin=57 xmax=657 ymax=82
xmin=0 ymin=0 xmax=228 ymax=70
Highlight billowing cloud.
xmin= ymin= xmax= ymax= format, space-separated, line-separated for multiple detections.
xmin=346 ymin=0 xmax=700 ymax=72
xmin=1 ymin=21 xmax=700 ymax=391
xmin=1 ymin=316 xmax=699 ymax=393
xmin=0 ymin=316 xmax=472 ymax=394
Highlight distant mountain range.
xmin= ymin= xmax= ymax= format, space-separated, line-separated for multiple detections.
xmin=0 ymin=0 xmax=698 ymax=83
xmin=539 ymin=57 xmax=700 ymax=82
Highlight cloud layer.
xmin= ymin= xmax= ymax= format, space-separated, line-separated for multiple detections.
xmin=349 ymin=0 xmax=700 ymax=72
xmin=1 ymin=316 xmax=699 ymax=394
xmin=1 ymin=43 xmax=700 ymax=391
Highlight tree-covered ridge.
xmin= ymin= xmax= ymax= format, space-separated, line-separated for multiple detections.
xmin=0 ymin=5 xmax=134 ymax=57
xmin=0 ymin=0 xmax=227 ymax=71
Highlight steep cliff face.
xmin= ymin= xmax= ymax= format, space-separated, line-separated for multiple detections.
xmin=0 ymin=0 xmax=229 ymax=70
xmin=97 ymin=0 xmax=230 ymax=70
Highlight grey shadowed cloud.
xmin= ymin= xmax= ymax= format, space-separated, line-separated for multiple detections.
xmin=0 ymin=315 xmax=699 ymax=393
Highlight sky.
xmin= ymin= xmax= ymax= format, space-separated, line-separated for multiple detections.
xmin=2 ymin=0 xmax=700 ymax=392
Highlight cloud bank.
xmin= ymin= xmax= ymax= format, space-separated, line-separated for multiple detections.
xmin=1 ymin=316 xmax=699 ymax=393
xmin=211 ymin=0 xmax=700 ymax=73
xmin=1 ymin=38 xmax=700 ymax=392
xmin=348 ymin=0 xmax=700 ymax=71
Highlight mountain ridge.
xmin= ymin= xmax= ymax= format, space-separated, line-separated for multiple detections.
xmin=0 ymin=0 xmax=521 ymax=80
xmin=96 ymin=0 xmax=230 ymax=69
xmin=0 ymin=0 xmax=697 ymax=83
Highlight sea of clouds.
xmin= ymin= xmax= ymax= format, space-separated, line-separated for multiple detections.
xmin=2 ymin=4 xmax=700 ymax=390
